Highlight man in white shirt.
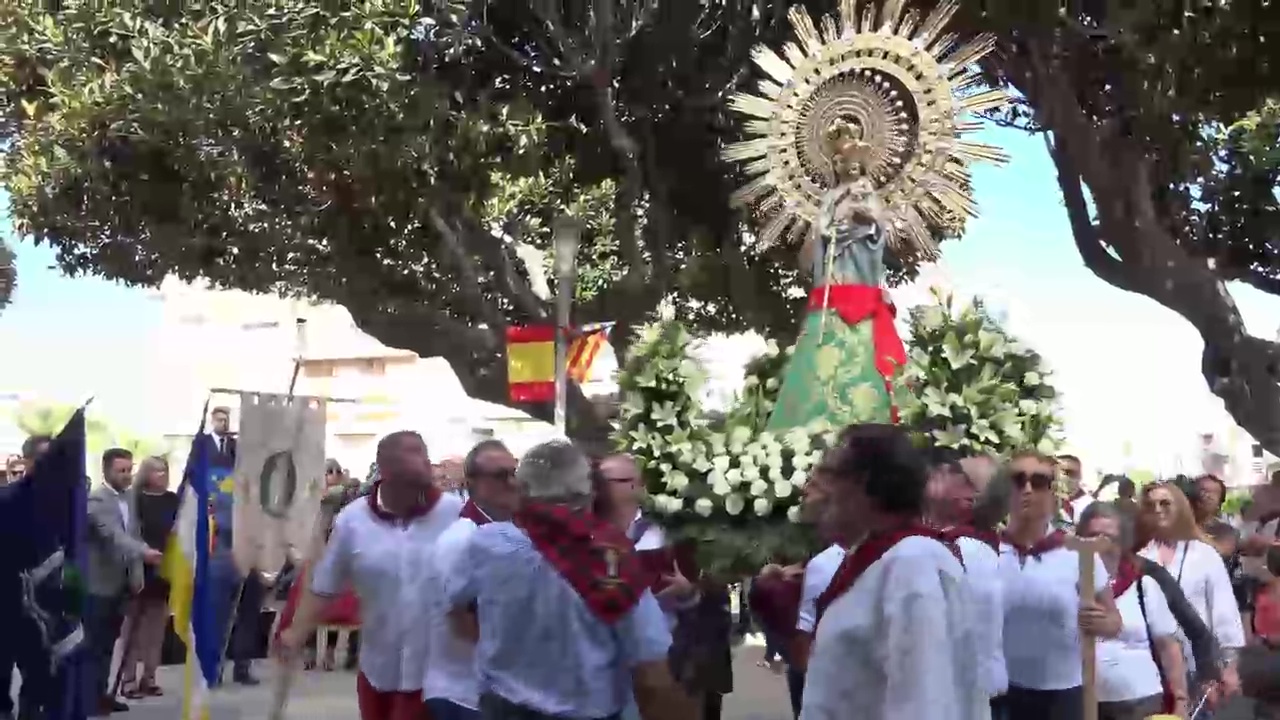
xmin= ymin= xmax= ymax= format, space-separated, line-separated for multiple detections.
xmin=278 ymin=431 xmax=461 ymax=720
xmin=1057 ymin=454 xmax=1094 ymax=525
xmin=423 ymin=440 xmax=518 ymax=720
xmin=923 ymin=449 xmax=1006 ymax=707
xmin=800 ymin=424 xmax=987 ymax=720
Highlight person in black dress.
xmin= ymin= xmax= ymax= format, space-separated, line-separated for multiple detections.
xmin=119 ymin=457 xmax=180 ymax=698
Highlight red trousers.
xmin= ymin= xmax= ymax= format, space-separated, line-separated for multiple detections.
xmin=355 ymin=672 xmax=432 ymax=720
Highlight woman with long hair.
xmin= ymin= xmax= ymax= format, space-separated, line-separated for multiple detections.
xmin=996 ymin=450 xmax=1122 ymax=720
xmin=118 ymin=457 xmax=179 ymax=698
xmin=1137 ymin=482 xmax=1245 ymax=715
xmin=1077 ymin=502 xmax=1189 ymax=720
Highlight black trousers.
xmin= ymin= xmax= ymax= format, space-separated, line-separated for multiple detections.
xmin=478 ymin=693 xmax=620 ymax=720
xmin=1000 ymin=685 xmax=1083 ymax=720
xmin=786 ymin=668 xmax=805 ymax=719
xmin=226 ymin=572 xmax=265 ymax=667
xmin=81 ymin=594 xmax=126 ymax=705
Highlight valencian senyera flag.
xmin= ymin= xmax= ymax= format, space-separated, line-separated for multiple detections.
xmin=0 ymin=407 xmax=88 ymax=720
xmin=162 ymin=410 xmax=221 ymax=720
xmin=506 ymin=323 xmax=614 ymax=402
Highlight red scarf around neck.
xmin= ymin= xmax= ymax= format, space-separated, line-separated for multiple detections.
xmin=940 ymin=525 xmax=1000 ymax=552
xmin=814 ymin=523 xmax=960 ymax=625
xmin=1061 ymin=490 xmax=1089 ymax=520
xmin=366 ymin=480 xmax=440 ymax=525
xmin=1001 ymin=528 xmax=1067 ymax=565
xmin=514 ymin=501 xmax=647 ymax=624
xmin=1111 ymin=556 xmax=1141 ymax=597
xmin=460 ymin=499 xmax=493 ymax=526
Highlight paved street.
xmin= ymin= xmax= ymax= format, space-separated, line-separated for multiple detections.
xmin=11 ymin=644 xmax=1262 ymax=718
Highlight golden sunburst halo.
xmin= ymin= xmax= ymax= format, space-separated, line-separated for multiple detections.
xmin=723 ymin=0 xmax=1010 ymax=259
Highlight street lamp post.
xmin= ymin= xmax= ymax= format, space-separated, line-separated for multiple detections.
xmin=552 ymin=217 xmax=583 ymax=436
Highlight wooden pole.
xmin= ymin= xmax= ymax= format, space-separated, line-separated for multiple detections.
xmin=1064 ymin=535 xmax=1108 ymax=720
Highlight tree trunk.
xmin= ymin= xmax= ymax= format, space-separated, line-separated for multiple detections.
xmin=1019 ymin=46 xmax=1280 ymax=456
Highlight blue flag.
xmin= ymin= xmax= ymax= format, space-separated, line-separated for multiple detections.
xmin=0 ymin=408 xmax=88 ymax=720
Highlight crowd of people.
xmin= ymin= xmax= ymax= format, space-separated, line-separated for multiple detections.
xmin=8 ymin=417 xmax=1280 ymax=720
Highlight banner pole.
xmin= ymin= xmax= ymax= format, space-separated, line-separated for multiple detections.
xmin=217 ymin=317 xmax=309 ymax=685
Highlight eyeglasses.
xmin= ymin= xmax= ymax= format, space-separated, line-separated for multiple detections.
xmin=1010 ymin=471 xmax=1054 ymax=491
xmin=474 ymin=468 xmax=515 ymax=482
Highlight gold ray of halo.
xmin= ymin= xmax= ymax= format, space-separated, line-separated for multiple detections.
xmin=723 ymin=1 xmax=1011 ymax=254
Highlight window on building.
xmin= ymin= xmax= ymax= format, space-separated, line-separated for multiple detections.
xmin=362 ymin=359 xmax=386 ymax=376
xmin=305 ymin=362 xmax=335 ymax=378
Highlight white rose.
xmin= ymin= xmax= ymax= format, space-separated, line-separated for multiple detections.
xmin=694 ymin=498 xmax=714 ymax=517
xmin=767 ymin=466 xmax=785 ymax=483
xmin=709 ymin=433 xmax=727 ymax=452
xmin=725 ymin=493 xmax=746 ymax=516
xmin=739 ymin=450 xmax=757 ymax=467
xmin=741 ymin=464 xmax=761 ymax=482
xmin=1017 ymin=399 xmax=1038 ymax=414
xmin=790 ymin=468 xmax=809 ymax=487
xmin=785 ymin=430 xmax=811 ymax=454
xmin=725 ymin=468 xmax=744 ymax=487
xmin=749 ymin=479 xmax=769 ymax=496
xmin=729 ymin=426 xmax=753 ymax=446
xmin=765 ymin=339 xmax=780 ymax=357
xmin=773 ymin=481 xmax=793 ymax=499
xmin=712 ymin=455 xmax=731 ymax=472
xmin=787 ymin=505 xmax=802 ymax=523
xmin=712 ymin=478 xmax=732 ymax=496
xmin=744 ymin=375 xmax=759 ymax=388
xmin=765 ymin=451 xmax=784 ymax=471
xmin=765 ymin=377 xmax=779 ymax=390
xmin=753 ymin=497 xmax=772 ymax=516
xmin=919 ymin=304 xmax=946 ymax=330
xmin=666 ymin=472 xmax=689 ymax=493
xmin=1023 ymin=371 xmax=1042 ymax=386
xmin=792 ymin=453 xmax=812 ymax=471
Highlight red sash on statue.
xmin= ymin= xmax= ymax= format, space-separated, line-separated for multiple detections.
xmin=807 ymin=285 xmax=907 ymax=421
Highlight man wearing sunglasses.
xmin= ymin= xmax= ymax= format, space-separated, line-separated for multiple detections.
xmin=423 ymin=439 xmax=518 ymax=720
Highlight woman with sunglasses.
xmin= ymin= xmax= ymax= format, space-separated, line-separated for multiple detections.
xmin=996 ymin=450 xmax=1122 ymax=720
xmin=1077 ymin=501 xmax=1190 ymax=720
xmin=1137 ymin=482 xmax=1245 ymax=715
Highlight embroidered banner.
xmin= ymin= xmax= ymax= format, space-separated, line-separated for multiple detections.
xmin=231 ymin=393 xmax=327 ymax=575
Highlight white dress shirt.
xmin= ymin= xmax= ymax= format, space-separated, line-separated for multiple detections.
xmin=999 ymin=543 xmax=1109 ymax=691
xmin=423 ymin=516 xmax=483 ymax=708
xmin=1139 ymin=539 xmax=1245 ymax=673
xmin=311 ymin=491 xmax=462 ymax=692
xmin=797 ymin=544 xmax=846 ymax=634
xmin=955 ymin=537 xmax=1006 ymax=698
xmin=802 ymin=536 xmax=988 ymax=720
xmin=1097 ymin=577 xmax=1177 ymax=703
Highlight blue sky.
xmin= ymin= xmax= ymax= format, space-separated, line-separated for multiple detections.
xmin=0 ymin=125 xmax=1277 ymax=475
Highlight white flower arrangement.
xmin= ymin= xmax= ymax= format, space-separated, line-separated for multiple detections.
xmin=898 ymin=290 xmax=1064 ymax=456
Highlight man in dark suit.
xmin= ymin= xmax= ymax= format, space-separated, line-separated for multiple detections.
xmin=1 ymin=435 xmax=52 ymax=720
xmin=84 ymin=448 xmax=164 ymax=716
xmin=209 ymin=406 xmax=237 ymax=470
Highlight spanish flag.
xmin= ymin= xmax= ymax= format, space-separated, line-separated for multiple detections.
xmin=507 ymin=325 xmax=557 ymax=403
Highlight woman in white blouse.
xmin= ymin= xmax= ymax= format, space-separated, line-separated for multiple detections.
xmin=1078 ymin=502 xmax=1187 ymax=720
xmin=996 ymin=451 xmax=1122 ymax=720
xmin=1137 ymin=483 xmax=1244 ymax=713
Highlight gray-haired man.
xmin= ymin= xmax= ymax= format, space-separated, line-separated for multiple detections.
xmin=445 ymin=440 xmax=696 ymax=720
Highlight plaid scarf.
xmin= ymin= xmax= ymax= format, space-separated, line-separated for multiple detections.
xmin=815 ymin=522 xmax=959 ymax=626
xmin=460 ymin=499 xmax=493 ymax=526
xmin=515 ymin=501 xmax=647 ymax=624
xmin=1001 ymin=528 xmax=1067 ymax=566
xmin=366 ymin=480 xmax=441 ymax=525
